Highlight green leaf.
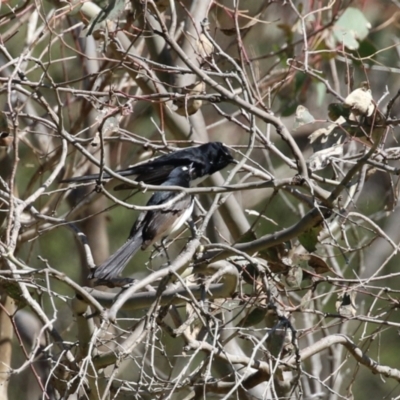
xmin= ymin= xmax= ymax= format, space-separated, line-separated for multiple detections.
xmin=237 ymin=228 xmax=258 ymax=244
xmin=294 ymin=73 xmax=307 ymax=93
xmin=239 ymin=308 xmax=266 ymax=328
xmin=298 ymin=224 xmax=322 ymax=252
xmin=357 ymin=40 xmax=377 ymax=62
xmin=293 ymin=105 xmax=315 ymax=130
xmin=333 ymin=7 xmax=371 ymax=50
xmin=328 ymin=103 xmax=351 ymax=121
xmin=280 ymin=100 xmax=298 ymax=117
xmin=315 ymin=81 xmax=326 ymax=107
xmin=277 ymin=23 xmax=294 ymax=44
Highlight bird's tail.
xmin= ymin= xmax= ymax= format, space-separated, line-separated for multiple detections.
xmin=61 ymin=167 xmax=139 ymax=184
xmin=89 ymin=232 xmax=142 ymax=281
xmin=61 ymin=172 xmax=112 ymax=183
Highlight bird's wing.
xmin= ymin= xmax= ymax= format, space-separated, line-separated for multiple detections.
xmin=61 ymin=144 xmax=209 ymax=185
xmin=141 ymin=195 xmax=193 ymax=249
xmin=113 ymin=164 xmax=177 ymax=190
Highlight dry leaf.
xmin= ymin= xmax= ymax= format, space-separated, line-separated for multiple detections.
xmin=344 ymin=86 xmax=374 ymax=117
xmin=300 ymin=289 xmax=313 ymax=311
xmin=196 ymin=34 xmax=214 ymax=59
xmin=174 ymin=81 xmax=206 ymax=116
xmin=284 ymin=266 xmax=303 ymax=288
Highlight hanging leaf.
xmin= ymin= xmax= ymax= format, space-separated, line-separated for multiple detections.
xmin=258 ymin=242 xmax=292 ymax=273
xmin=174 ymin=81 xmax=206 ymax=116
xmin=196 ymin=34 xmax=214 ymax=59
xmin=300 ymin=289 xmax=313 ymax=311
xmin=237 ymin=228 xmax=258 ymax=244
xmin=294 ymin=253 xmax=333 ymax=275
xmin=307 ymin=140 xmax=344 ymax=171
xmin=344 ymin=86 xmax=374 ymax=117
xmin=284 ymin=266 xmax=303 ymax=288
xmin=307 ymin=255 xmax=330 ymax=274
xmin=308 ymin=120 xmax=346 ymax=152
xmin=328 ymin=85 xmax=386 ymax=146
xmin=332 ymin=7 xmax=371 ymax=50
xmin=328 ymin=103 xmax=351 ymax=121
xmin=293 ymin=105 xmax=315 ymax=130
xmin=298 ymin=224 xmax=323 ymax=252
xmin=239 ymin=307 xmax=266 ymax=327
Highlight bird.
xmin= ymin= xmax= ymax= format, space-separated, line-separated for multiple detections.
xmin=62 ymin=141 xmax=236 ymax=189
xmin=89 ymin=165 xmax=195 ymax=285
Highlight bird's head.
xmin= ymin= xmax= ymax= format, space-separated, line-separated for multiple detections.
xmin=209 ymin=142 xmax=237 ymax=173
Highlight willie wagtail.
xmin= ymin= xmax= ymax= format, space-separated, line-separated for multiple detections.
xmin=89 ymin=165 xmax=195 ymax=284
xmin=62 ymin=141 xmax=235 ymax=189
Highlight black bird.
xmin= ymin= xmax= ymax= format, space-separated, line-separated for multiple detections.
xmin=89 ymin=165 xmax=195 ymax=284
xmin=62 ymin=141 xmax=235 ymax=189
